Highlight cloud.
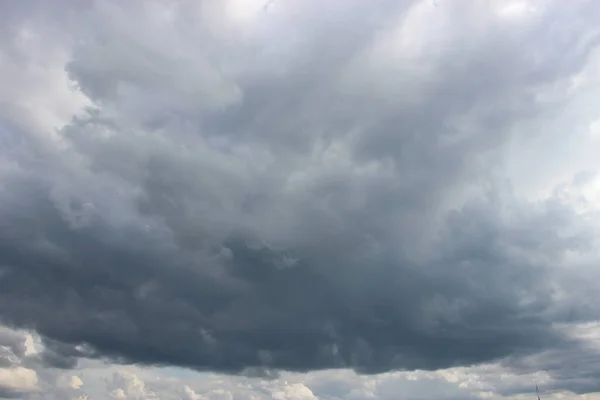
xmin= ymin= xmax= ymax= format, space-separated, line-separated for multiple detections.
xmin=0 ymin=332 xmax=596 ymax=400
xmin=0 ymin=328 xmax=38 ymax=398
xmin=1 ymin=0 xmax=600 ymax=397
xmin=0 ymin=368 xmax=37 ymax=399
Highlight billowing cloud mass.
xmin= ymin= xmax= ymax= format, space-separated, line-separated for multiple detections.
xmin=2 ymin=0 xmax=600 ymax=398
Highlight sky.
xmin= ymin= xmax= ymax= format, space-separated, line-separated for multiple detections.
xmin=1 ymin=0 xmax=600 ymax=398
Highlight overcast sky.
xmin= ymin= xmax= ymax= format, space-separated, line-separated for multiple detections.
xmin=1 ymin=0 xmax=600 ymax=399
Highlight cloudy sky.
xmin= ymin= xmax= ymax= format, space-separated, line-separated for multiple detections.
xmin=1 ymin=0 xmax=600 ymax=398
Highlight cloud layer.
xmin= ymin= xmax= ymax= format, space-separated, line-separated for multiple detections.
xmin=2 ymin=0 xmax=600 ymax=398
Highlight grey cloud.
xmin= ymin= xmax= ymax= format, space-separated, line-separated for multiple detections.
xmin=0 ymin=390 xmax=26 ymax=400
xmin=501 ymin=341 xmax=600 ymax=395
xmin=0 ymin=328 xmax=28 ymax=368
xmin=0 ymin=180 xmax=586 ymax=374
xmin=0 ymin=0 xmax=600 ymax=396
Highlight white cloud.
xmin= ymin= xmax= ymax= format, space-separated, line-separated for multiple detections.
xmin=0 ymin=367 xmax=38 ymax=393
xmin=271 ymin=382 xmax=319 ymax=400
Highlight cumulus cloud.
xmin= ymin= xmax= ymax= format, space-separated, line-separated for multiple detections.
xmin=0 ymin=328 xmax=39 ymax=398
xmin=0 ymin=367 xmax=37 ymax=399
xmin=2 ymin=0 xmax=600 ymax=398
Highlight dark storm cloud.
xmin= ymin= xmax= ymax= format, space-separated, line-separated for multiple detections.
xmin=1 ymin=0 xmax=600 ymax=391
